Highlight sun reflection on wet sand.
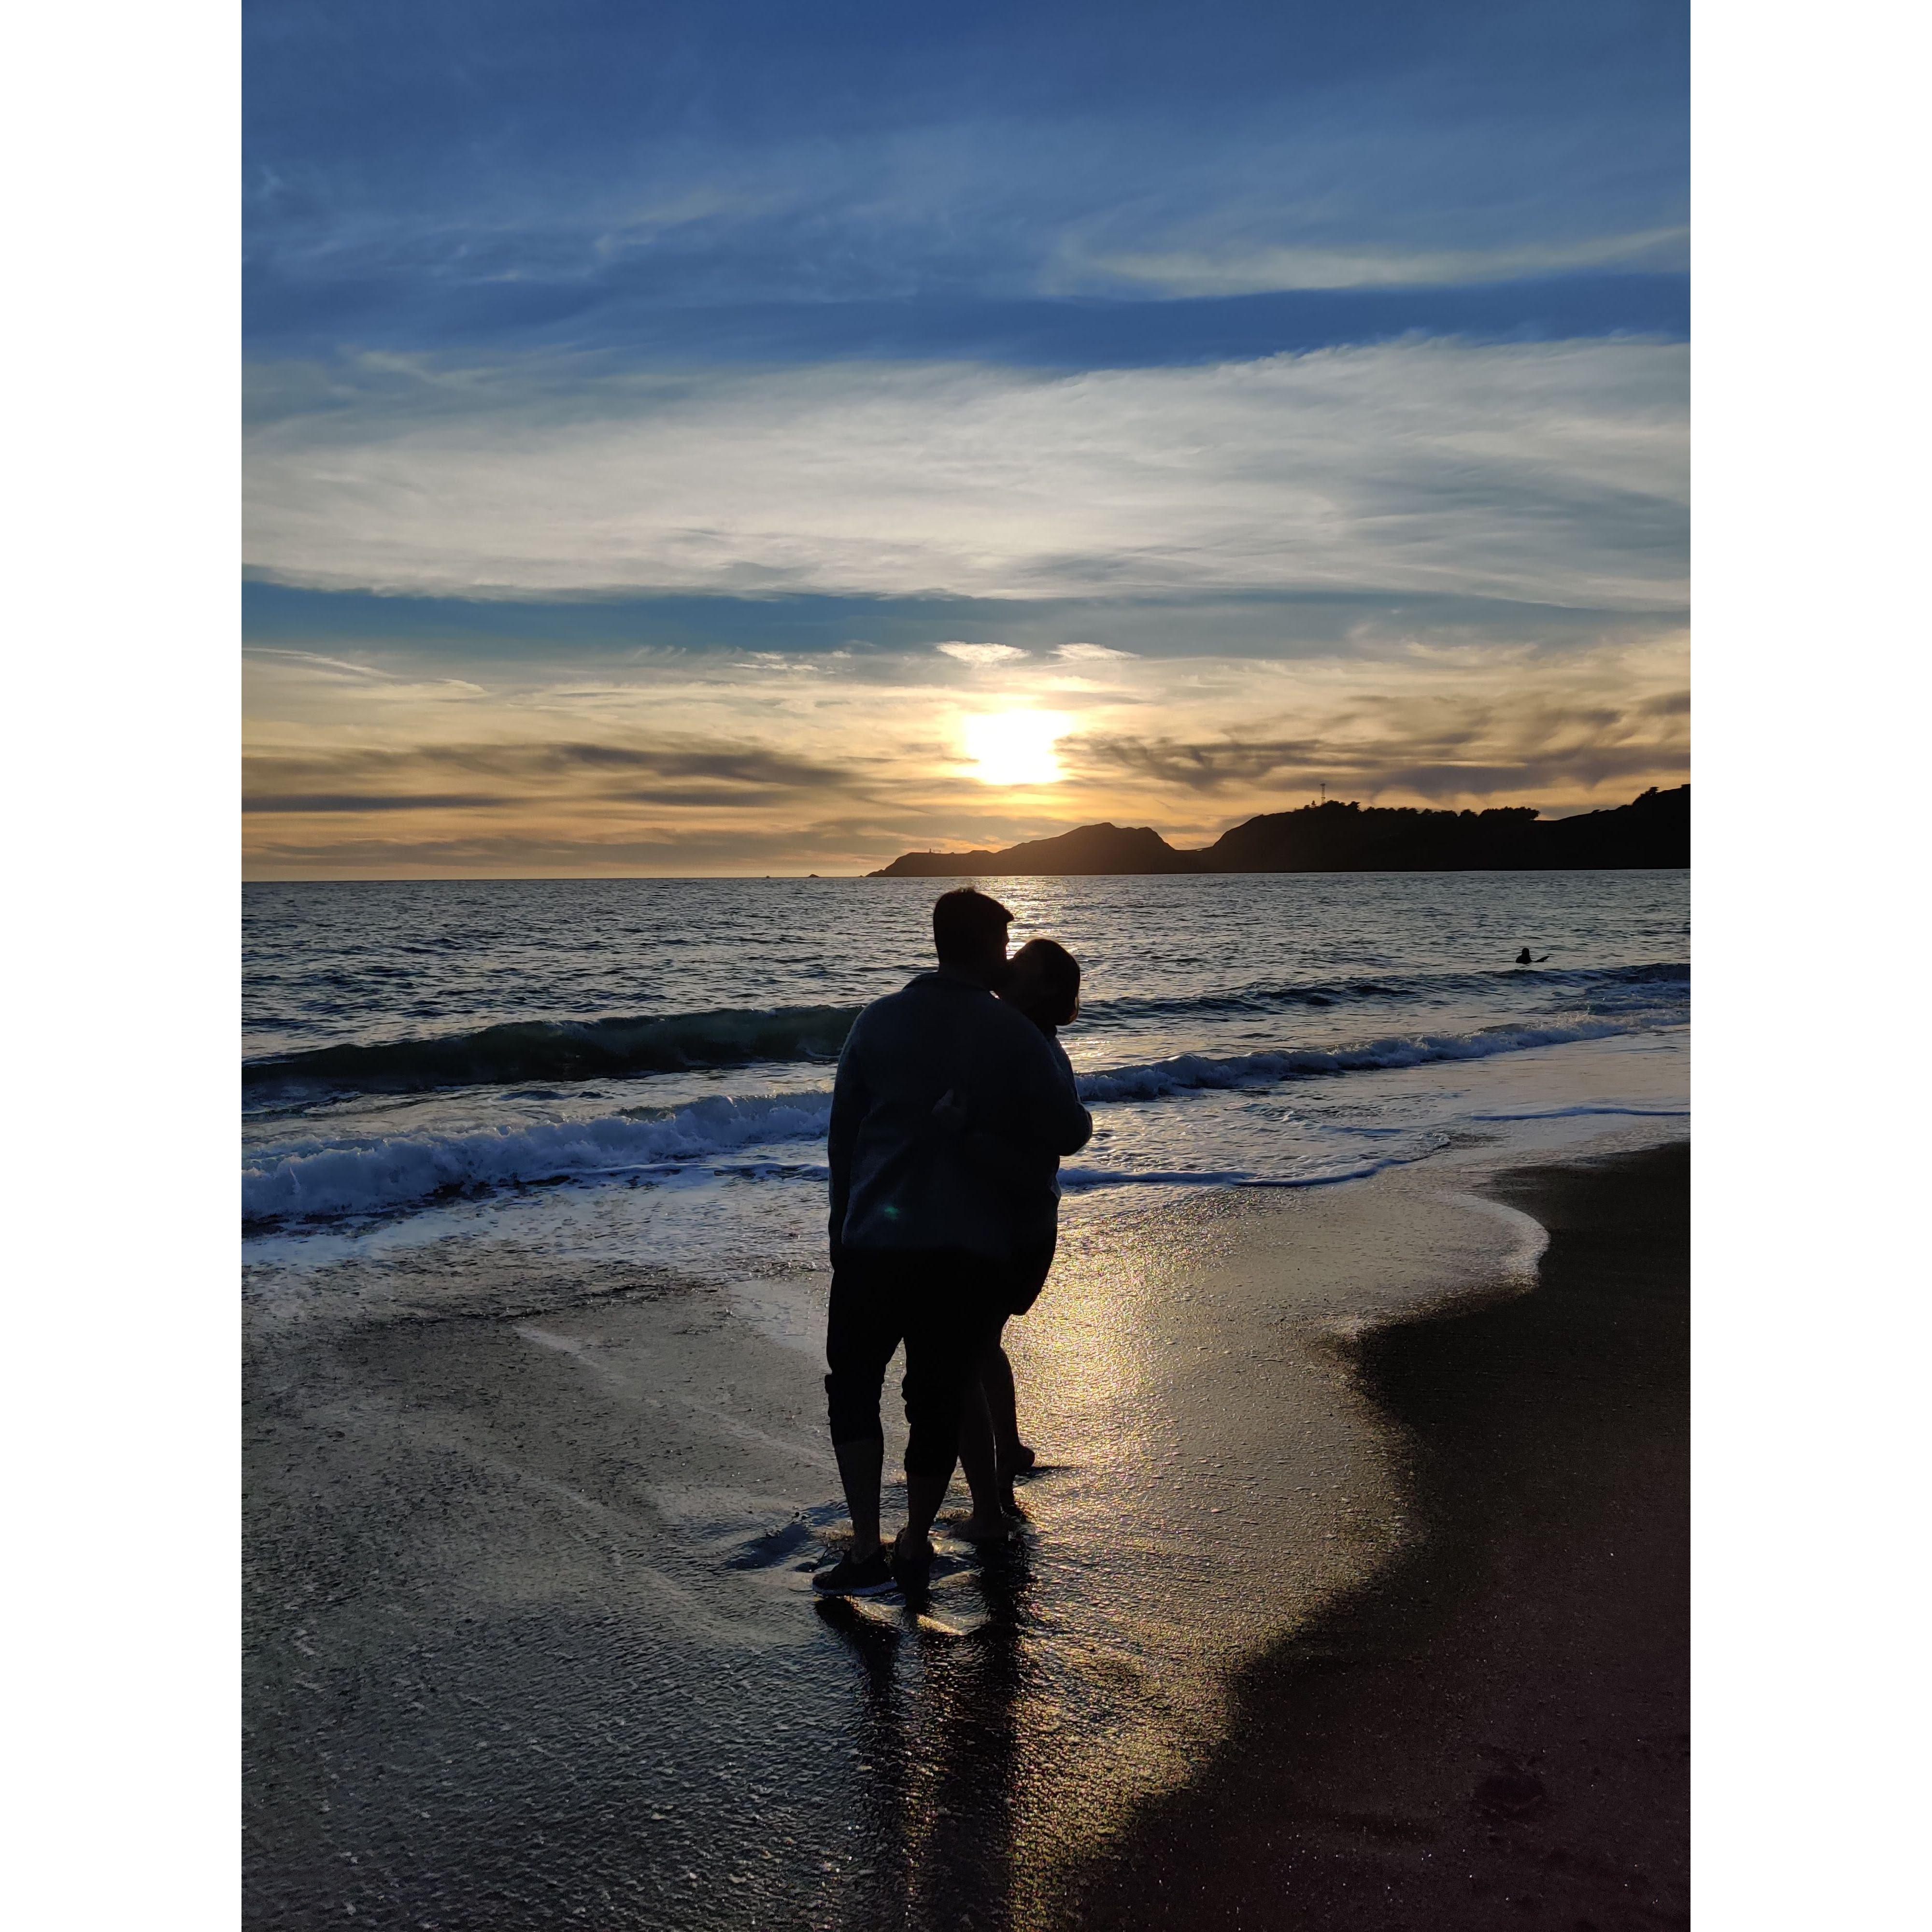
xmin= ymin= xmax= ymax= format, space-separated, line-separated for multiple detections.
xmin=945 ymin=1173 xmax=1520 ymax=1916
xmin=789 ymin=1167 xmax=1548 ymax=1925
xmin=246 ymin=1127 xmax=1682 ymax=1928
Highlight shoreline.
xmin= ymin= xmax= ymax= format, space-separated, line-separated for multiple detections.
xmin=243 ymin=1132 xmax=1687 ymax=1929
xmin=1064 ymin=1140 xmax=1690 ymax=1930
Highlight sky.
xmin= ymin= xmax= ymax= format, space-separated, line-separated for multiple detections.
xmin=243 ymin=0 xmax=1689 ymax=878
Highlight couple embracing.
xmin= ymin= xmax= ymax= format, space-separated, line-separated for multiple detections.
xmin=813 ymin=887 xmax=1092 ymax=1600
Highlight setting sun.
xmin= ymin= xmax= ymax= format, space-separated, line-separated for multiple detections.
xmin=961 ymin=709 xmax=1074 ymax=785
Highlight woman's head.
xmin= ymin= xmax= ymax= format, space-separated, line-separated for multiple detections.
xmin=1003 ymin=937 xmax=1080 ymax=1028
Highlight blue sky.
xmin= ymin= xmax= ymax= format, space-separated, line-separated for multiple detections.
xmin=244 ymin=0 xmax=1688 ymax=876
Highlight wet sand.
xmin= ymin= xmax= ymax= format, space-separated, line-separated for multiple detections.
xmin=1069 ymin=1141 xmax=1690 ymax=1930
xmin=243 ymin=1138 xmax=1685 ymax=1930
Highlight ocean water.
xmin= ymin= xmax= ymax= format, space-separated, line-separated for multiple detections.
xmin=245 ymin=870 xmax=1690 ymax=1924
xmin=242 ymin=872 xmax=1688 ymax=1294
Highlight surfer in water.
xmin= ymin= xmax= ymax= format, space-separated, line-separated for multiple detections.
xmin=1515 ymin=946 xmax=1551 ymax=966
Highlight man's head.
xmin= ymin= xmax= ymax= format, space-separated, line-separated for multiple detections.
xmin=931 ymin=886 xmax=1013 ymax=983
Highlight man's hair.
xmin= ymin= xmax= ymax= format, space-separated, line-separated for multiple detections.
xmin=931 ymin=886 xmax=1014 ymax=966
xmin=1010 ymin=936 xmax=1081 ymax=1024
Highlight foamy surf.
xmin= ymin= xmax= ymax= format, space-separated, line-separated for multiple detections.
xmin=1073 ymin=1020 xmax=1632 ymax=1101
xmin=242 ymin=1018 xmax=1672 ymax=1224
xmin=242 ymin=1091 xmax=836 ymax=1222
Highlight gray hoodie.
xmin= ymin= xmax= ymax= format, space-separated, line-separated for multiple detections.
xmin=827 ymin=969 xmax=1093 ymax=1263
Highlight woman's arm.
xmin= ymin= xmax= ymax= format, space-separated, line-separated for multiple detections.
xmin=929 ymin=1089 xmax=1059 ymax=1188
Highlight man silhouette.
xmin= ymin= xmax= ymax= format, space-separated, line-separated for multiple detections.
xmin=813 ymin=888 xmax=1093 ymax=1598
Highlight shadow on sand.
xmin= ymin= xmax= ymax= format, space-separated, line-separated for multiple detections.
xmin=813 ymin=1538 xmax=1036 ymax=1932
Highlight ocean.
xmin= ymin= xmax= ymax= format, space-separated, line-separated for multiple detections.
xmin=243 ymin=868 xmax=1690 ymax=1924
xmin=242 ymin=871 xmax=1688 ymax=1296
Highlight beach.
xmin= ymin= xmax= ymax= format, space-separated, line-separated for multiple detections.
xmin=1068 ymin=1141 xmax=1689 ymax=1930
xmin=243 ymin=1127 xmax=1687 ymax=1930
xmin=229 ymin=9 xmax=1702 ymax=1917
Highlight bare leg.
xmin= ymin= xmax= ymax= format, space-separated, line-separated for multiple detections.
xmin=832 ymin=1436 xmax=884 ymax=1561
xmin=982 ymin=1346 xmax=1033 ymax=1501
xmin=952 ymin=1378 xmax=1011 ymax=1541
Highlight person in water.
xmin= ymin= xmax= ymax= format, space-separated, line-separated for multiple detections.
xmin=941 ymin=937 xmax=1082 ymax=1543
xmin=1515 ymin=946 xmax=1551 ymax=965
xmin=815 ymin=892 xmax=1092 ymax=1599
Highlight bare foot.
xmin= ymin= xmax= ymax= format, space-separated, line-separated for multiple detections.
xmin=950 ymin=1511 xmax=1015 ymax=1545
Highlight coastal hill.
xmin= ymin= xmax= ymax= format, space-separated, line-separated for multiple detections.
xmin=869 ymin=783 xmax=1689 ymax=876
xmin=871 ymin=821 xmax=1202 ymax=878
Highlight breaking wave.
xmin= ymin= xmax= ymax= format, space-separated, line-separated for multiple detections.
xmin=242 ymin=1091 xmax=836 ymax=1224
xmin=1073 ymin=1020 xmax=1630 ymax=1101
xmin=242 ymin=1015 xmax=1665 ymax=1225
xmin=242 ymin=963 xmax=1688 ymax=1102
xmin=243 ymin=1005 xmax=861 ymax=1099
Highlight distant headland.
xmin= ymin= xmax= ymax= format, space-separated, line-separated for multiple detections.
xmin=869 ymin=784 xmax=1689 ymax=877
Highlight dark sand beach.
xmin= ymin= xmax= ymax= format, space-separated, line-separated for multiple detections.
xmin=243 ymin=1138 xmax=1686 ymax=1930
xmin=1069 ymin=1141 xmax=1690 ymax=1930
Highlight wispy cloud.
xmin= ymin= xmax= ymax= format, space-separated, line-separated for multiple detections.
xmin=241 ymin=4 xmax=1688 ymax=878
xmin=1072 ymin=675 xmax=1690 ymax=805
xmin=243 ymin=792 xmax=517 ymax=813
xmin=936 ymin=641 xmax=1029 ymax=665
xmin=1065 ymin=226 xmax=1689 ymax=298
xmin=242 ymin=646 xmax=389 ymax=680
xmin=246 ymin=339 xmax=1686 ymax=609
xmin=244 ymin=736 xmax=863 ymax=800
xmin=247 ymin=5 xmax=1686 ymax=359
xmin=242 ymin=629 xmax=1688 ymax=873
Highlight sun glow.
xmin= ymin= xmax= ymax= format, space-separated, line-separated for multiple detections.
xmin=961 ymin=710 xmax=1074 ymax=785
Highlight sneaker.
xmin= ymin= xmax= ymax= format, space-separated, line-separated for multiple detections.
xmin=889 ymin=1530 xmax=934 ymax=1599
xmin=810 ymin=1546 xmax=896 ymax=1596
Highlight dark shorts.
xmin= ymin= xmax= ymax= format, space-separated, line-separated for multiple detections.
xmin=824 ymin=1249 xmax=1009 ymax=1479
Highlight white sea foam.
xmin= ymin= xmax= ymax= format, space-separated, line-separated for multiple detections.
xmin=242 ymin=1091 xmax=836 ymax=1222
xmin=243 ymin=1020 xmax=1661 ymax=1225
xmin=1058 ymin=1147 xmax=1433 ymax=1193
xmin=1072 ymin=1021 xmax=1628 ymax=1102
xmin=1462 ymin=1103 xmax=1690 ymax=1122
xmin=1435 ymin=1192 xmax=1552 ymax=1285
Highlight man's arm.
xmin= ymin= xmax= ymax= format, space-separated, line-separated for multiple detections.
xmin=825 ymin=1025 xmax=868 ymax=1264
